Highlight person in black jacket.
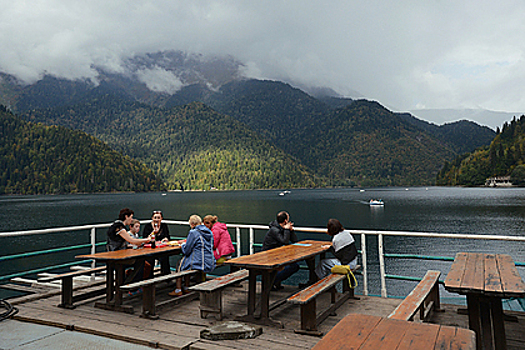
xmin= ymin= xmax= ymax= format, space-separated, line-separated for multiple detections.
xmin=262 ymin=211 xmax=300 ymax=290
xmin=106 ymin=208 xmax=153 ymax=285
xmin=142 ymin=210 xmax=171 ymax=276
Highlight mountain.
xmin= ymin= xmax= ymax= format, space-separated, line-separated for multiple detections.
xmin=22 ymin=97 xmax=318 ymax=190
xmin=0 ymin=105 xmax=162 ymax=194
xmin=410 ymin=108 xmax=520 ymax=131
xmin=398 ymin=113 xmax=496 ymax=154
xmin=436 ymin=115 xmax=525 ymax=186
xmin=165 ymin=80 xmax=493 ymax=186
xmin=0 ymin=54 xmax=499 ymax=188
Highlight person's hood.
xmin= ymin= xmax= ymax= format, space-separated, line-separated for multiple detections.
xmin=195 ymin=224 xmax=213 ymax=238
xmin=214 ymin=222 xmax=228 ymax=231
xmin=268 ymin=220 xmax=281 ymax=229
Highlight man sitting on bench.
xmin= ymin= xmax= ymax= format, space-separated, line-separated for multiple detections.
xmin=262 ymin=211 xmax=300 ymax=291
xmin=315 ymin=218 xmax=358 ymax=279
xmin=169 ymin=215 xmax=216 ymax=297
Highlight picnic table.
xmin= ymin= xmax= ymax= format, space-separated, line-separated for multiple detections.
xmin=77 ymin=245 xmax=182 ymax=313
xmin=444 ymin=252 xmax=525 ymax=350
xmin=224 ymin=240 xmax=330 ymax=327
xmin=311 ymin=313 xmax=476 ymax=350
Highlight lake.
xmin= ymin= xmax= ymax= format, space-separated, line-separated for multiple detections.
xmin=1 ymin=187 xmax=525 ymax=300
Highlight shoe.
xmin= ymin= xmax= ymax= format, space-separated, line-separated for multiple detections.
xmin=271 ymin=284 xmax=284 ymax=291
xmin=128 ymin=288 xmax=142 ymax=296
xmin=182 ymin=288 xmax=190 ymax=295
xmin=168 ymin=289 xmax=183 ymax=297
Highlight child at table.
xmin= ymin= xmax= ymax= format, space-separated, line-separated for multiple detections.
xmin=127 ymin=219 xmax=143 ymax=248
xmin=315 ymin=218 xmax=358 ymax=279
xmin=106 ymin=208 xmax=154 ymax=285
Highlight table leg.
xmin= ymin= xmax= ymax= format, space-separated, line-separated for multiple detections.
xmin=114 ymin=264 xmax=125 ymax=307
xmin=260 ymin=270 xmax=277 ymax=319
xmin=306 ymin=257 xmax=317 ymax=284
xmin=247 ymin=270 xmax=257 ymax=316
xmin=106 ymin=263 xmax=115 ymax=304
xmin=466 ymin=294 xmax=482 ymax=349
xmin=490 ymin=297 xmax=506 ymax=350
xmin=467 ymin=294 xmax=507 ymax=350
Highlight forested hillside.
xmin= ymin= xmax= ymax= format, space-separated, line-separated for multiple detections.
xmin=0 ymin=105 xmax=162 ymax=194
xmin=22 ymin=98 xmax=318 ymax=190
xmin=436 ymin=115 xmax=525 ymax=186
xmin=2 ymin=72 xmax=499 ymax=190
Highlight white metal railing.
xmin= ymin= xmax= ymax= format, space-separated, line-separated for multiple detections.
xmin=1 ymin=221 xmax=525 ymax=297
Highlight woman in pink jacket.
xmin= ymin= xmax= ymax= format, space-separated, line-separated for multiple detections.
xmin=203 ymin=215 xmax=235 ymax=265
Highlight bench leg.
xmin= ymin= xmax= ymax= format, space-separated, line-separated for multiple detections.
xmin=301 ymin=299 xmax=317 ymax=332
xmin=59 ymin=276 xmax=74 ymax=309
xmin=141 ymin=285 xmax=159 ymax=319
xmin=199 ymin=291 xmax=223 ymax=320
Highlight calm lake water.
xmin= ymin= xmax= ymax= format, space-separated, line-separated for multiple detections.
xmin=1 ymin=187 xmax=525 ymax=299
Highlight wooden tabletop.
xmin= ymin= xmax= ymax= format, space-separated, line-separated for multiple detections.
xmin=76 ymin=245 xmax=181 ymax=261
xmin=224 ymin=240 xmax=330 ymax=270
xmin=311 ymin=313 xmax=476 ymax=350
xmin=444 ymin=252 xmax=525 ymax=298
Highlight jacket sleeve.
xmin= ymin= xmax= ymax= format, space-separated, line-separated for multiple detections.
xmin=181 ymin=230 xmax=197 ymax=256
xmin=159 ymin=223 xmax=170 ymax=241
xmin=272 ymin=227 xmax=290 ymax=245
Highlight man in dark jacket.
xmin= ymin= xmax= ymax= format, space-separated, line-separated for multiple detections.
xmin=262 ymin=211 xmax=300 ymax=290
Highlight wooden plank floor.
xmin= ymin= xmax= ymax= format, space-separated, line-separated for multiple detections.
xmin=7 ymin=281 xmax=525 ymax=350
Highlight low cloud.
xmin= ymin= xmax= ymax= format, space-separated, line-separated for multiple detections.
xmin=1 ymin=1 xmax=524 ymax=126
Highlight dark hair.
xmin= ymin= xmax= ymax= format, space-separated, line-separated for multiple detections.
xmin=327 ymin=218 xmax=344 ymax=236
xmin=152 ymin=210 xmax=163 ymax=218
xmin=276 ymin=211 xmax=289 ymax=224
xmin=118 ymin=208 xmax=134 ymax=221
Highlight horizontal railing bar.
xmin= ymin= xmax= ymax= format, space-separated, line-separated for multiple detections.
xmin=0 ymin=243 xmax=106 ymax=262
xmin=384 ymin=253 xmax=454 ymax=261
xmin=348 ymin=229 xmax=525 ymax=242
xmin=385 ymin=273 xmax=445 ymax=285
xmin=384 ymin=253 xmax=525 ymax=267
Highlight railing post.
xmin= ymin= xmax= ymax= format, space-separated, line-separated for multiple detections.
xmin=249 ymin=227 xmax=254 ymax=255
xmin=378 ymin=233 xmax=387 ymax=298
xmin=361 ymin=233 xmax=368 ymax=296
xmin=90 ymin=227 xmax=96 ymax=280
xmin=236 ymin=227 xmax=241 ymax=257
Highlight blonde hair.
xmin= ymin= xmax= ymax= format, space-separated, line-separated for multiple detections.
xmin=189 ymin=214 xmax=202 ymax=227
xmin=203 ymin=215 xmax=218 ymax=225
xmin=130 ymin=219 xmax=140 ymax=226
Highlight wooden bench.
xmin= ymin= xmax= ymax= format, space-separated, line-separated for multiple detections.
xmin=388 ymin=270 xmax=441 ymax=321
xmin=120 ymin=269 xmax=198 ymax=319
xmin=287 ymin=266 xmax=360 ymax=336
xmin=39 ymin=266 xmax=106 ymax=309
xmin=189 ymin=269 xmax=249 ymax=320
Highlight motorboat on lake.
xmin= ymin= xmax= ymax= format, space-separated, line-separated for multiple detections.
xmin=369 ymin=199 xmax=384 ymax=206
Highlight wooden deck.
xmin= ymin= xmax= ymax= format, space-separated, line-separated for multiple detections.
xmin=6 ymin=280 xmax=525 ymax=350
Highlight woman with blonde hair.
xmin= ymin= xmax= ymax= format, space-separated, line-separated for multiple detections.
xmin=169 ymin=215 xmax=215 ymax=297
xmin=203 ymin=215 xmax=235 ymax=265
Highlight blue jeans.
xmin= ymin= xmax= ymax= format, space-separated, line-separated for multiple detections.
xmin=274 ymin=262 xmax=300 ymax=286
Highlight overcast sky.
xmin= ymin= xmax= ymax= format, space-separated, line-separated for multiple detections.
xmin=1 ymin=1 xmax=524 ymax=128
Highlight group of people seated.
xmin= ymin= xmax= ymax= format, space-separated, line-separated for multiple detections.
xmin=106 ymin=208 xmax=235 ymax=295
xmin=106 ymin=208 xmax=357 ymax=295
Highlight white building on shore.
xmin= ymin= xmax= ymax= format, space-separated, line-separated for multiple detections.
xmin=485 ymin=176 xmax=512 ymax=187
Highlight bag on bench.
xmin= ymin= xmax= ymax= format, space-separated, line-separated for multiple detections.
xmin=331 ymin=265 xmax=357 ymax=289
